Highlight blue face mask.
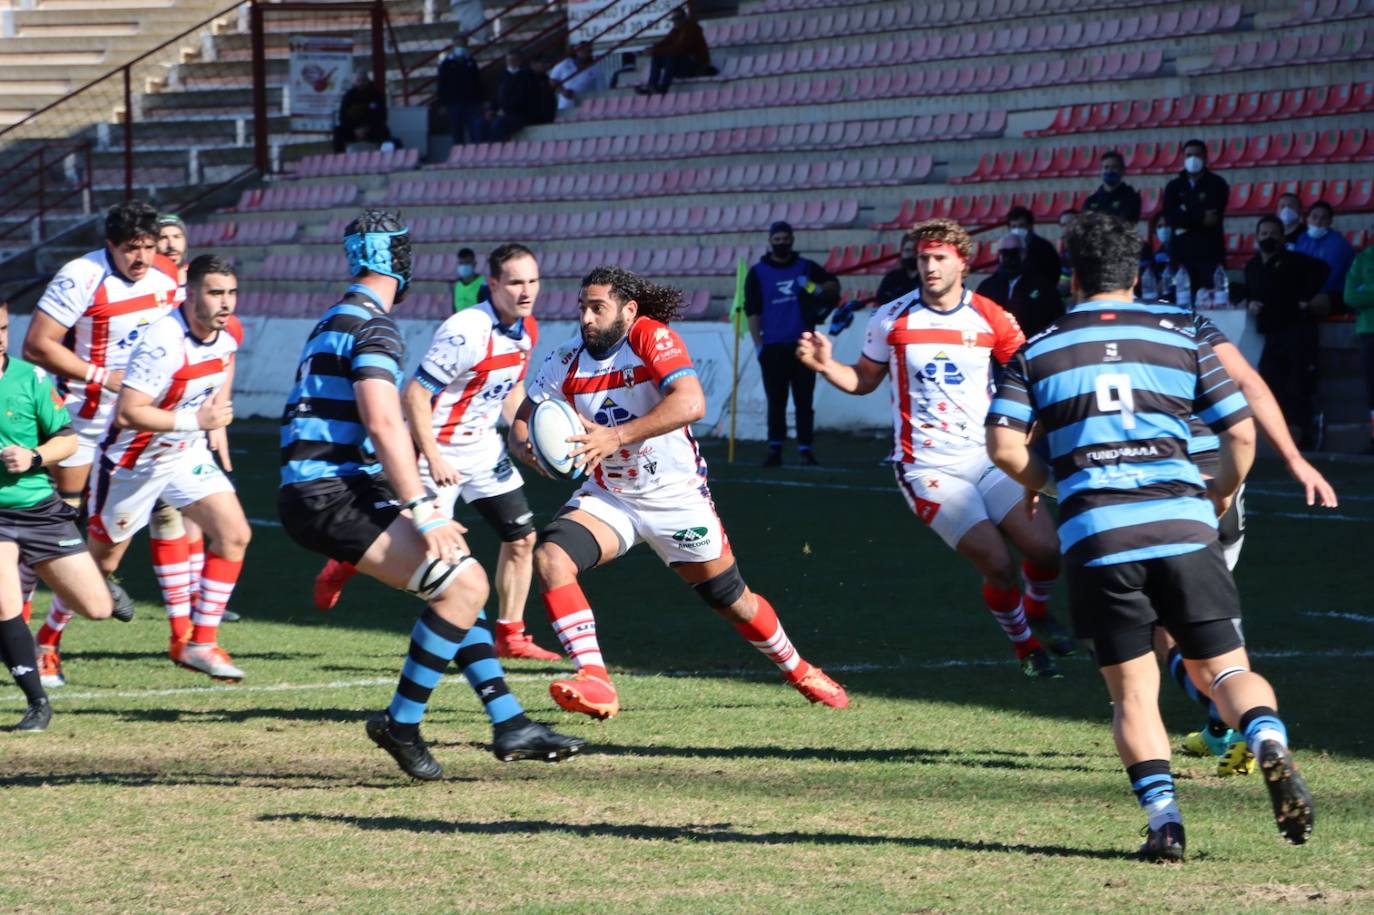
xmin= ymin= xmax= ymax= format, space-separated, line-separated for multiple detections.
xmin=457 ymin=264 xmax=475 ymax=280
xmin=1102 ymin=170 xmax=1121 ymax=186
xmin=1305 ymin=225 xmax=1329 ymax=240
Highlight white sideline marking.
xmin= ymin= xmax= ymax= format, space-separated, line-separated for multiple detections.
xmin=6 ymin=649 xmax=1372 ymax=705
xmin=1249 ymin=510 xmax=1370 ymax=523
xmin=1246 ymin=485 xmax=1374 ymax=503
xmin=248 ymin=517 xmax=283 ymax=528
xmin=1303 ymin=611 xmax=1374 ymax=626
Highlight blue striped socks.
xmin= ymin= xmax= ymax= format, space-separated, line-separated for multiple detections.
xmin=388 ymin=608 xmax=469 ymax=742
xmin=1127 ymin=759 xmax=1181 ymax=829
xmin=1240 ymin=706 xmax=1288 ymax=756
xmin=452 ymin=614 xmax=530 ymax=731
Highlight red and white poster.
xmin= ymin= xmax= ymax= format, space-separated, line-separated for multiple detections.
xmin=288 ymin=35 xmax=353 ymax=133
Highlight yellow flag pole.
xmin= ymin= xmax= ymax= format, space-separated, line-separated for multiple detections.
xmin=728 ymin=255 xmax=748 ymax=463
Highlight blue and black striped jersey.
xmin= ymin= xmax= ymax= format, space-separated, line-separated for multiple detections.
xmin=986 ymin=299 xmax=1252 ymax=568
xmin=279 ymin=285 xmax=406 ymax=489
xmin=1148 ymin=304 xmax=1231 ymax=475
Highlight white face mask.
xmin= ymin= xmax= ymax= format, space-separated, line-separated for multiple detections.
xmin=1010 ymin=226 xmax=1029 ymax=239
xmin=507 ymin=66 xmax=520 ymax=75
xmin=1156 ymin=226 xmax=1172 ymax=244
xmin=1278 ymin=206 xmax=1299 ymax=227
xmin=1184 ymin=155 xmax=1204 ymax=175
xmin=1306 ymin=225 xmax=1329 ymax=240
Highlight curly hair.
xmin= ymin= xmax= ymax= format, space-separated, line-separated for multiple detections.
xmin=105 ymin=200 xmax=160 ymax=246
xmin=580 ymin=265 xmax=683 ymax=324
xmin=905 ymin=218 xmax=975 ymax=264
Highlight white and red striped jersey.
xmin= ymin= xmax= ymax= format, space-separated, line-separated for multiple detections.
xmin=413 ymin=302 xmax=536 ymax=446
xmin=526 ymin=317 xmax=703 ymax=494
xmin=862 ymin=288 xmax=1025 ymax=468
xmin=35 ymin=248 xmax=181 ymax=420
xmin=100 ymin=308 xmax=237 ymax=471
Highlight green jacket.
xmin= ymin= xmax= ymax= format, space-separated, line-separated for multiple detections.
xmin=1345 ymin=247 xmax=1374 ymax=334
xmin=0 ymin=356 xmax=73 ymax=509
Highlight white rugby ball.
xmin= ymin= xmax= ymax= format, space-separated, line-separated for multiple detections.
xmin=530 ymin=398 xmax=586 ymax=480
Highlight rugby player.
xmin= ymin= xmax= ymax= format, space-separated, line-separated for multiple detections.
xmin=797 ymin=219 xmax=1071 ymax=679
xmin=509 ymin=265 xmax=848 ymax=719
xmin=22 ymin=201 xmax=178 ymax=685
xmin=987 ymin=211 xmax=1312 ymax=861
xmin=85 ymin=255 xmax=248 ymax=680
xmin=150 ymin=212 xmax=244 ymax=633
xmin=0 ymin=300 xmax=114 ymax=729
xmin=313 ymin=242 xmax=560 ymax=661
xmin=278 ymin=210 xmax=584 ymax=779
xmin=1147 ymin=216 xmax=1338 ymax=775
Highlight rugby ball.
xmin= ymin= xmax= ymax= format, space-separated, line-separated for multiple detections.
xmin=530 ymin=398 xmax=586 ymax=480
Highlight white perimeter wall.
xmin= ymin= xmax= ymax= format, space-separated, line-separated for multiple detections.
xmin=9 ymin=310 xmax=1261 ymax=442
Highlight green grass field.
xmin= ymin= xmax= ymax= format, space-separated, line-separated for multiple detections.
xmin=4 ymin=431 xmax=1372 ymax=913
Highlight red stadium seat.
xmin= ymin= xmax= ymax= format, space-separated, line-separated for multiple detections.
xmin=1344 ymin=178 xmax=1371 ymax=211
xmin=1325 ymin=179 xmax=1351 ymax=209
xmin=1312 ymin=129 xmax=1343 ymax=162
xmin=1299 ymin=179 xmax=1325 ymax=209
xmin=1336 ymin=129 xmax=1367 ymax=162
xmin=1266 ymin=133 xmax=1296 ymax=165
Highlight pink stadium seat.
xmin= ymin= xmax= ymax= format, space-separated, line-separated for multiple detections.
xmin=1325 ymin=179 xmax=1351 ymax=209
xmin=1292 ymin=131 xmax=1319 ymax=161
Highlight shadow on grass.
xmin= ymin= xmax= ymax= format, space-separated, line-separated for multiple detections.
xmin=0 ymin=769 xmax=456 ymax=790
xmin=62 ymin=650 xmax=324 ymax=663
xmin=579 ymin=742 xmax=1096 ymax=772
xmin=53 ymin=706 xmax=367 ymax=724
xmin=258 ymin=812 xmax=1133 ymax=861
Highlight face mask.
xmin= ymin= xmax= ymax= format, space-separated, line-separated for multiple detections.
xmin=1009 ymin=226 xmax=1029 ymax=239
xmin=900 ymin=256 xmax=919 ymax=271
xmin=1278 ymin=206 xmax=1299 ymax=227
xmin=1257 ymin=236 xmax=1282 ymax=255
xmin=456 ymin=264 xmax=475 ymax=280
xmin=1184 ymin=155 xmax=1204 ymax=175
xmin=998 ymin=253 xmax=1023 ymax=274
xmin=1102 ymin=170 xmax=1121 ymax=186
xmin=1306 ymin=225 xmax=1329 ymax=240
xmin=507 ymin=66 xmax=520 ymax=75
xmin=770 ymin=243 xmax=793 ymax=259
xmin=1155 ymin=226 xmax=1172 ymax=244
xmin=452 ymin=46 xmax=468 ymax=57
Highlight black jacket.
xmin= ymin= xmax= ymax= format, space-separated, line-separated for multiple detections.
xmin=875 ymin=266 xmax=919 ymax=305
xmin=1240 ymin=249 xmax=1329 ymax=335
xmin=1085 ymin=182 xmax=1143 ymax=225
xmin=1163 ymin=169 xmax=1229 ymax=260
xmin=977 ymin=269 xmax=1064 ymax=339
xmin=437 ymin=53 xmax=482 ymax=106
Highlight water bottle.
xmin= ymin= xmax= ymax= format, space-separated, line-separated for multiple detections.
xmin=1213 ymin=265 xmax=1230 ymax=309
xmin=1161 ymin=265 xmax=1176 ymax=303
xmin=1173 ymin=268 xmax=1192 ymax=309
xmin=1140 ymin=268 xmax=1158 ymax=303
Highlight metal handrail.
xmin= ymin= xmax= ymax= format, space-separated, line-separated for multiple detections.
xmin=404 ymin=0 xmax=567 ymax=104
xmin=0 ymin=0 xmax=251 ymax=143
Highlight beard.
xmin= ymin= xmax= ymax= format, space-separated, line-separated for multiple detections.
xmin=582 ymin=312 xmax=629 ymax=359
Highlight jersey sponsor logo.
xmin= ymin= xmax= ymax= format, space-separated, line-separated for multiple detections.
xmin=913 ymin=496 xmax=940 ymax=524
xmin=672 ymin=526 xmax=711 ymax=549
xmin=594 ymin=396 xmax=634 ymax=427
xmin=1085 ymin=444 xmax=1160 ymax=461
xmin=774 ymin=279 xmax=796 ymax=297
xmin=493 ymin=455 xmax=514 ymax=482
xmin=191 ymin=463 xmax=221 ymax=477
xmin=921 ymin=352 xmax=965 ymax=385
xmin=1103 ymin=342 xmax=1121 ymax=363
xmin=58 ymin=538 xmax=83 ymax=547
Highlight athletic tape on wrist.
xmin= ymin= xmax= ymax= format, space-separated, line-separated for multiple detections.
xmin=172 ymin=411 xmax=201 ymax=433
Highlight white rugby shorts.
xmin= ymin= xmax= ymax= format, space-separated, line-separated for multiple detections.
xmin=893 ymin=453 xmax=1022 ymax=549
xmin=89 ymin=446 xmax=235 ymax=544
xmin=564 ymin=478 xmax=728 ymax=566
xmin=420 ymin=436 xmax=524 ymax=518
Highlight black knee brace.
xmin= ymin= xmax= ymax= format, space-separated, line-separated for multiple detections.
xmin=537 ymin=517 xmax=602 ymax=574
xmin=692 ymin=563 xmax=747 ymax=610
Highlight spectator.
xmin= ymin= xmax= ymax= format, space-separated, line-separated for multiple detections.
xmin=1344 ymin=244 xmax=1374 ymax=450
xmin=1139 ymin=211 xmax=1173 ymax=287
xmin=977 ymin=232 xmax=1063 ymax=338
xmin=333 ymin=70 xmax=388 ymax=153
xmin=1084 ymin=151 xmax=1142 ymax=226
xmin=1007 ymin=205 xmax=1061 ymax=282
xmin=437 ymin=35 xmax=483 ymax=145
xmin=1236 ymin=215 xmax=1330 ymax=450
xmin=550 ymin=42 xmax=607 ymax=110
xmin=1056 ymin=208 xmax=1077 ymax=283
xmin=1277 ymin=191 xmax=1304 ymax=247
xmin=1163 ymin=138 xmax=1228 ymax=296
xmin=874 ymin=235 xmax=920 ymax=304
xmin=1293 ymin=200 xmax=1356 ymax=308
xmin=528 ymin=59 xmax=558 ymax=125
xmin=490 ymin=52 xmax=540 ymax=141
xmin=451 ymin=247 xmax=489 ymax=312
xmin=636 ymin=6 xmax=712 ymax=95
xmin=744 ymin=220 xmax=839 ymax=467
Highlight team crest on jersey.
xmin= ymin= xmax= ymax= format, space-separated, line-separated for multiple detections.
xmin=621 ymin=366 xmax=639 ymax=388
xmin=961 ymin=330 xmax=979 ymax=348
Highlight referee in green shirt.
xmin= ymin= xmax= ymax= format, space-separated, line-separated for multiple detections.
xmin=0 ymin=302 xmax=116 ymax=731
